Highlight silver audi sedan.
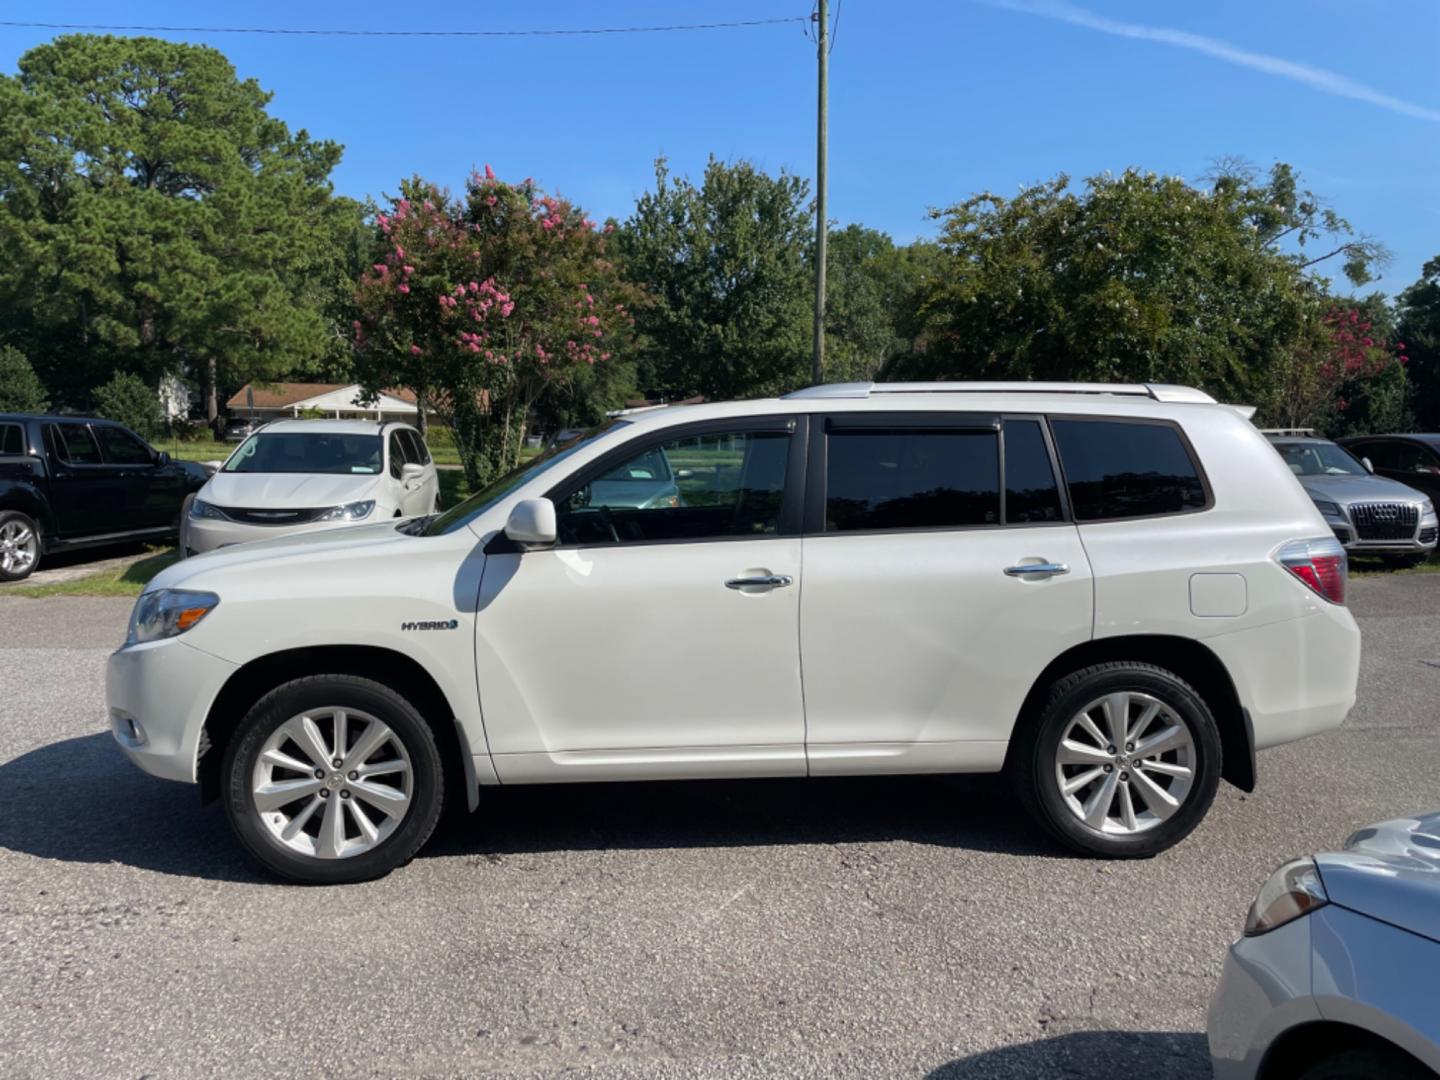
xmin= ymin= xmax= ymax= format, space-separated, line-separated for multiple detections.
xmin=1208 ymin=811 xmax=1440 ymax=1079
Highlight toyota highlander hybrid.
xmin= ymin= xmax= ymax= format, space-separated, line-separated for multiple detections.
xmin=107 ymin=382 xmax=1362 ymax=884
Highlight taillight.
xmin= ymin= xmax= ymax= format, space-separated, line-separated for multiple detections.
xmin=1275 ymin=538 xmax=1347 ymax=605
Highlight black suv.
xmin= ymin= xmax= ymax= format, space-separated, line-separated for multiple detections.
xmin=1338 ymin=434 xmax=1440 ymax=506
xmin=0 ymin=414 xmax=208 ymax=581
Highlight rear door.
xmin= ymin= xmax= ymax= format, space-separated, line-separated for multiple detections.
xmin=799 ymin=413 xmax=1094 ymax=774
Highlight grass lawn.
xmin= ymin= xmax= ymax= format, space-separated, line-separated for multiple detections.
xmin=11 ymin=547 xmax=179 ymax=598
xmin=1350 ymin=551 xmax=1440 ymax=577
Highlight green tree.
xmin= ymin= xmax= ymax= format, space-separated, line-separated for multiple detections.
xmin=0 ymin=345 xmax=49 ymax=412
xmin=0 ymin=35 xmax=363 ymax=420
xmin=353 ymin=170 xmax=637 ymax=486
xmin=92 ymin=370 xmax=162 ymax=438
xmin=887 ymin=164 xmax=1386 ymax=421
xmin=824 ymin=228 xmax=943 ymax=381
xmin=618 ymin=157 xmax=812 ymax=400
xmin=1396 ymin=256 xmax=1440 ymax=429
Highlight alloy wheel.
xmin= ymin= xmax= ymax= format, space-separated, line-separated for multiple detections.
xmin=0 ymin=520 xmax=37 ymax=576
xmin=251 ymin=707 xmax=413 ymax=859
xmin=1053 ymin=691 xmax=1196 ymax=835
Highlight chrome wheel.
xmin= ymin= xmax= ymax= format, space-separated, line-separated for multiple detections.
xmin=251 ymin=707 xmax=413 ymax=860
xmin=0 ymin=519 xmax=37 ymax=576
xmin=1053 ymin=691 xmax=1196 ymax=836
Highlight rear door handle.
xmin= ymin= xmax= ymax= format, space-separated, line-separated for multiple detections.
xmin=725 ymin=574 xmax=793 ymax=590
xmin=1004 ymin=562 xmax=1069 ymax=578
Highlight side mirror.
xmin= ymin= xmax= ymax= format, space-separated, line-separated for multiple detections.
xmin=202 ymin=460 xmax=223 ymax=475
xmin=1362 ymin=457 xmax=1375 ymax=474
xmin=156 ymin=450 xmax=171 ymax=465
xmin=401 ymin=462 xmax=426 ymax=481
xmin=505 ymin=498 xmax=557 ymax=548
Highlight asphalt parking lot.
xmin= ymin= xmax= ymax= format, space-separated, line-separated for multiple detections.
xmin=1 ymin=578 xmax=1437 ymax=1080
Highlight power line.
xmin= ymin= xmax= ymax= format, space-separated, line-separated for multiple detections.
xmin=0 ymin=15 xmax=807 ymax=38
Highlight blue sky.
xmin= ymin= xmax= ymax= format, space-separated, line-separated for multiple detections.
xmin=3 ymin=1 xmax=1437 ymax=294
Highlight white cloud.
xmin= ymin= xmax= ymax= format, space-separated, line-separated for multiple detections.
xmin=980 ymin=0 xmax=1440 ymax=123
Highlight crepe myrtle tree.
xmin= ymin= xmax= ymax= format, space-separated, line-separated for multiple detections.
xmin=353 ymin=169 xmax=636 ymax=487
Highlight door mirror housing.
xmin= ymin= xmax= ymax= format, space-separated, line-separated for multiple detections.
xmin=1362 ymin=457 xmax=1375 ymax=474
xmin=401 ymin=462 xmax=426 ymax=481
xmin=202 ymin=460 xmax=223 ymax=475
xmin=155 ymin=450 xmax=170 ymax=466
xmin=505 ymin=498 xmax=557 ymax=548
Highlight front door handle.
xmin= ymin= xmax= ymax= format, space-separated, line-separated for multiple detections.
xmin=1004 ymin=562 xmax=1069 ymax=578
xmin=725 ymin=574 xmax=793 ymax=590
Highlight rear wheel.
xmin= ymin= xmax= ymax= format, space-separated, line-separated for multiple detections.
xmin=0 ymin=510 xmax=41 ymax=582
xmin=1013 ymin=662 xmax=1221 ymax=858
xmin=222 ymin=675 xmax=445 ymax=884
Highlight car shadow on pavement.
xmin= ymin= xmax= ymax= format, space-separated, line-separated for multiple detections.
xmin=427 ymin=772 xmax=1067 ymax=861
xmin=1 ymin=735 xmax=1068 ymax=880
xmin=0 ymin=733 xmax=264 ymax=883
xmin=927 ymin=1030 xmax=1210 ymax=1079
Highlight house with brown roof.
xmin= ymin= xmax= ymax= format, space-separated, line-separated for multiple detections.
xmin=226 ymin=382 xmax=432 ymax=422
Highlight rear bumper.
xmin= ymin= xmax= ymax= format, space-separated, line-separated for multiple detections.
xmin=107 ymin=638 xmax=239 ymax=783
xmin=1207 ymin=606 xmax=1360 ymax=752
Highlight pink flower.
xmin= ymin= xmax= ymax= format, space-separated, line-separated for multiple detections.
xmin=535 ymin=344 xmax=547 ymax=360
xmin=373 ymin=263 xmax=388 ymax=275
xmin=395 ymin=246 xmax=405 ymax=258
xmin=542 ymin=219 xmax=554 ymax=230
xmin=485 ymin=195 xmax=497 ymax=207
xmin=403 ymin=265 xmax=414 ymax=275
xmin=500 ymin=301 xmax=514 ymax=317
xmin=398 ymin=284 xmax=410 ymax=294
xmin=468 ymin=281 xmax=479 ymax=292
xmin=484 ymin=163 xmax=495 ymax=180
xmin=603 ymin=223 xmax=615 ymax=234
xmin=585 ymin=315 xmax=600 ymax=327
xmin=1397 ymin=342 xmax=1407 ymax=350
xmin=410 ymin=344 xmax=421 ymax=355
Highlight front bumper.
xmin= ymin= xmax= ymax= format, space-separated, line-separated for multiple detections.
xmin=1325 ymin=515 xmax=1437 ymax=557
xmin=1208 ymin=915 xmax=1319 ymax=1080
xmin=107 ymin=638 xmax=239 ymax=783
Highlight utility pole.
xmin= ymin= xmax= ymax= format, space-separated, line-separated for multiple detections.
xmin=811 ymin=0 xmax=828 ymax=386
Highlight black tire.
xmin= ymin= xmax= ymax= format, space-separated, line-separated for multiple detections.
xmin=1297 ymin=1047 xmax=1433 ymax=1080
xmin=1011 ymin=662 xmax=1222 ymax=858
xmin=0 ymin=509 xmax=42 ymax=582
xmin=1381 ymin=554 xmax=1427 ymax=570
xmin=222 ymin=675 xmax=445 ymax=884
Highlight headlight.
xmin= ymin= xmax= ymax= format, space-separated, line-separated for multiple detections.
xmin=1243 ymin=857 xmax=1328 ymax=936
xmin=317 ymin=500 xmax=375 ymax=522
xmin=1311 ymin=498 xmax=1343 ymax=519
xmin=190 ymin=498 xmax=228 ymax=521
xmin=1422 ymin=499 xmax=1436 ymax=520
xmin=126 ymin=589 xmax=220 ymax=645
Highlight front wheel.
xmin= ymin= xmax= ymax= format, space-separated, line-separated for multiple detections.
xmin=1012 ymin=662 xmax=1222 ymax=858
xmin=0 ymin=510 xmax=41 ymax=582
xmin=222 ymin=675 xmax=445 ymax=884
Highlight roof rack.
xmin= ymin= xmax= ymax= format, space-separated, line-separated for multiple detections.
xmin=782 ymin=381 xmax=1217 ymax=404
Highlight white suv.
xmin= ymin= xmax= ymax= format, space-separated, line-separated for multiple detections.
xmin=108 ymin=382 xmax=1361 ymax=884
xmin=180 ymin=419 xmax=440 ymax=556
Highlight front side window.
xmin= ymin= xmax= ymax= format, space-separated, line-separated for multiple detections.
xmin=825 ymin=429 xmax=999 ymax=531
xmin=94 ymin=425 xmax=153 ymax=466
xmin=400 ymin=429 xmax=430 ymax=465
xmin=388 ymin=431 xmax=409 ymax=478
xmin=1052 ymin=419 xmax=1206 ymax=521
xmin=223 ymin=432 xmax=383 ymax=475
xmin=49 ymin=423 xmax=102 ymax=465
xmin=1004 ymin=419 xmax=1063 ymax=523
xmin=557 ymin=430 xmax=789 ymax=545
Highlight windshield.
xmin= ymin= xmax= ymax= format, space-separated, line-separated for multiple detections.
xmin=419 ymin=420 xmax=630 ymax=536
xmin=224 ymin=432 xmax=383 ymax=475
xmin=1275 ymin=441 xmax=1368 ymax=477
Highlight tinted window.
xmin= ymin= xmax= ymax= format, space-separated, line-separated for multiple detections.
xmin=1004 ymin=420 xmax=1063 ymax=523
xmin=388 ymin=431 xmax=409 ymax=478
xmin=1052 ymin=419 xmax=1206 ymax=521
xmin=826 ymin=429 xmax=999 ymax=532
xmin=1367 ymin=441 xmax=1435 ymax=474
xmin=401 ymin=429 xmax=430 ymax=465
xmin=557 ymin=430 xmax=789 ymax=545
xmin=0 ymin=423 xmax=23 ymax=456
xmin=50 ymin=423 xmax=102 ymax=465
xmin=94 ymin=425 xmax=153 ymax=465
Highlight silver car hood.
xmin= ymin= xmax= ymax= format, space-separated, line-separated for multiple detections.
xmin=1315 ymin=810 xmax=1440 ymax=943
xmin=1299 ymin=473 xmax=1427 ymax=504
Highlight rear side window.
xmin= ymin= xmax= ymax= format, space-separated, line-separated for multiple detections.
xmin=49 ymin=423 xmax=102 ymax=465
xmin=1051 ymin=419 xmax=1206 ymax=521
xmin=0 ymin=423 xmax=23 ymax=456
xmin=1004 ymin=420 xmax=1063 ymax=523
xmin=826 ymin=429 xmax=999 ymax=531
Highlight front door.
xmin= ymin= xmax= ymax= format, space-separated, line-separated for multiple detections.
xmin=92 ymin=424 xmax=179 ymax=529
xmin=44 ymin=423 xmax=128 ymax=538
xmin=474 ymin=418 xmax=807 ymax=782
xmin=799 ymin=414 xmax=1094 ymax=774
